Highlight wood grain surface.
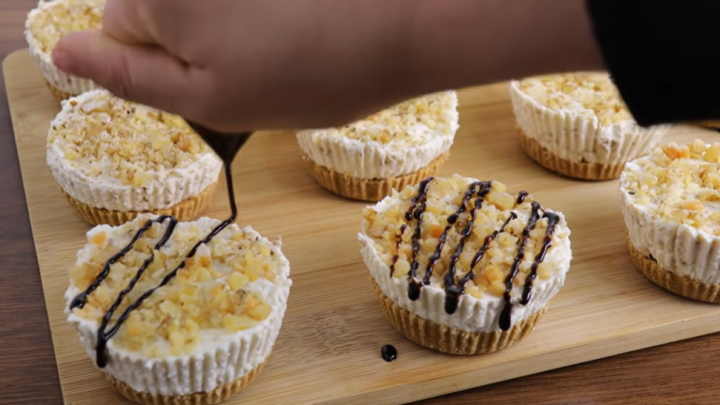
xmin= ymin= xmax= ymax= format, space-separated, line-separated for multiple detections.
xmin=3 ymin=2 xmax=720 ymax=404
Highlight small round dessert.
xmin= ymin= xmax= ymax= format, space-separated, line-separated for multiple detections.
xmin=620 ymin=140 xmax=720 ymax=303
xmin=358 ymin=175 xmax=572 ymax=355
xmin=46 ymin=89 xmax=223 ymax=226
xmin=25 ymin=0 xmax=104 ymax=101
xmin=509 ymin=72 xmax=669 ymax=181
xmin=65 ymin=214 xmax=292 ymax=405
xmin=296 ymin=91 xmax=458 ymax=202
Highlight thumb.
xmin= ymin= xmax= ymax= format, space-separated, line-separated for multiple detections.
xmin=52 ymin=30 xmax=208 ymax=119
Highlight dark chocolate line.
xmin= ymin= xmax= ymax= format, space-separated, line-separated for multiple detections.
xmin=406 ymin=178 xmax=434 ymax=301
xmin=69 ymin=215 xmax=176 ymax=311
xmin=520 ymin=211 xmax=560 ymax=305
xmin=499 ymin=201 xmax=541 ymax=331
xmin=446 ymin=211 xmax=516 ymax=314
xmin=389 ymin=224 xmax=407 ymax=277
xmin=423 ymin=182 xmax=487 ymax=285
xmin=441 ymin=185 xmax=492 ymax=314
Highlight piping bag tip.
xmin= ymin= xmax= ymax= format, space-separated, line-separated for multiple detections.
xmin=184 ymin=120 xmax=253 ymax=162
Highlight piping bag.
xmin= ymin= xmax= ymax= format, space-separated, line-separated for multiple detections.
xmin=184 ymin=120 xmax=253 ymax=163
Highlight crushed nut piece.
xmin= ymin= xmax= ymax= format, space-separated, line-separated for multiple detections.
xmin=518 ymin=72 xmax=632 ymax=126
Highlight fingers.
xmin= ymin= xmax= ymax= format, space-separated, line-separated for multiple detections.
xmin=52 ymin=30 xmax=209 ymax=119
xmin=102 ymin=0 xmax=161 ymax=45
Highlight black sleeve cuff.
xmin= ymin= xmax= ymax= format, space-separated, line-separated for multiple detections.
xmin=586 ymin=0 xmax=720 ymax=127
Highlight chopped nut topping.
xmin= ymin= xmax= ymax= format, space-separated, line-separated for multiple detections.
xmin=311 ymin=91 xmax=457 ymax=147
xmin=69 ymin=216 xmax=285 ymax=358
xmin=362 ymin=175 xmax=568 ymax=298
xmin=27 ymin=0 xmax=105 ymax=54
xmin=517 ymin=72 xmax=632 ymax=126
xmin=47 ymin=90 xmax=215 ymax=187
xmin=622 ymin=140 xmax=720 ymax=234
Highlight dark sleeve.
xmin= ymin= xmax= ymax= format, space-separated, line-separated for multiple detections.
xmin=586 ymin=0 xmax=720 ymax=127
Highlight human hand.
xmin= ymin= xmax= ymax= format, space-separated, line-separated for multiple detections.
xmin=51 ymin=0 xmax=420 ymax=132
xmin=52 ymin=0 xmax=602 ymax=133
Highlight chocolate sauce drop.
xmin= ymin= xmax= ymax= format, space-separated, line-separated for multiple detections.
xmin=381 ymin=344 xmax=397 ymax=362
xmin=516 ymin=191 xmax=529 ymax=205
xmin=71 ymin=123 xmax=252 ymax=368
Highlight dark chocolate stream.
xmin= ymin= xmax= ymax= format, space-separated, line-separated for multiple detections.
xmin=70 ymin=124 xmax=252 ymax=368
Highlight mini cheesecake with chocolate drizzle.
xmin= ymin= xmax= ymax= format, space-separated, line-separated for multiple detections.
xmin=359 ymin=174 xmax=572 ymax=355
xmin=63 ymin=131 xmax=293 ymax=405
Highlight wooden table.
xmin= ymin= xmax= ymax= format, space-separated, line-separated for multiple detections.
xmin=2 ymin=1 xmax=720 ymax=404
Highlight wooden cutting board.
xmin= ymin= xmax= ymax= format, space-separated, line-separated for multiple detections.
xmin=5 ymin=48 xmax=720 ymax=405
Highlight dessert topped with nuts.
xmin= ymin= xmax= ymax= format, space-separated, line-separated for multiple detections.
xmin=48 ymin=89 xmax=218 ymax=187
xmin=46 ymin=89 xmax=223 ymax=218
xmin=66 ymin=214 xmax=291 ymax=361
xmin=296 ymin=92 xmax=458 ymax=201
xmin=314 ymin=91 xmax=459 ymax=148
xmin=25 ymin=0 xmax=104 ymax=58
xmin=620 ymin=140 xmax=720 ymax=234
xmin=359 ymin=175 xmax=572 ymax=332
xmin=509 ymin=72 xmax=669 ymax=180
xmin=517 ymin=72 xmax=631 ymax=126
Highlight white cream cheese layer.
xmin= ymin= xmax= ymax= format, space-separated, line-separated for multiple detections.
xmin=46 ymin=90 xmax=223 ymax=211
xmin=509 ymin=77 xmax=669 ymax=165
xmin=25 ymin=0 xmax=104 ymax=95
xmin=620 ymin=143 xmax=720 ymax=284
xmin=359 ymin=175 xmax=572 ymax=333
xmin=65 ymin=217 xmax=292 ymax=396
xmin=296 ymin=91 xmax=459 ymax=179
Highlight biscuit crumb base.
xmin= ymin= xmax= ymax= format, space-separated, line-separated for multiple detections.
xmin=518 ymin=128 xmax=625 ymax=181
xmin=61 ymin=180 xmax=218 ymax=226
xmin=45 ymin=80 xmax=74 ymax=102
xmin=628 ymin=239 xmax=720 ymax=304
xmin=300 ymin=152 xmax=449 ymax=202
xmin=107 ymin=354 xmax=269 ymax=405
xmin=372 ymin=280 xmax=545 ymax=355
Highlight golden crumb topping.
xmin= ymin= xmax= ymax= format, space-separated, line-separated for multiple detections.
xmin=322 ymin=91 xmax=458 ymax=147
xmin=69 ymin=217 xmax=286 ymax=358
xmin=622 ymin=140 xmax=720 ymax=234
xmin=362 ymin=175 xmax=569 ymax=299
xmin=27 ymin=0 xmax=104 ymax=54
xmin=47 ymin=90 xmax=215 ymax=187
xmin=518 ymin=72 xmax=631 ymax=126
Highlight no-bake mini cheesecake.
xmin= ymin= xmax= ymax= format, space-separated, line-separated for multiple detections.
xmin=47 ymin=89 xmax=222 ymax=226
xmin=620 ymin=140 xmax=720 ymax=303
xmin=358 ymin=175 xmax=572 ymax=354
xmin=25 ymin=0 xmax=104 ymax=100
xmin=296 ymin=91 xmax=459 ymax=201
xmin=510 ymin=72 xmax=669 ymax=180
xmin=65 ymin=214 xmax=292 ymax=405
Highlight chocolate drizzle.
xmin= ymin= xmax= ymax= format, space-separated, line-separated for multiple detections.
xmin=520 ymin=212 xmax=560 ymax=305
xmin=445 ymin=212 xmax=516 ymax=315
xmin=498 ymin=201 xmax=541 ymax=331
xmin=423 ymin=182 xmax=491 ymax=285
xmin=70 ymin=124 xmax=252 ymax=368
xmin=389 ymin=224 xmax=407 ymax=277
xmin=389 ymin=178 xmax=560 ymax=331
xmin=405 ymin=178 xmax=434 ymax=301
xmin=516 ymin=191 xmax=529 ymax=205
